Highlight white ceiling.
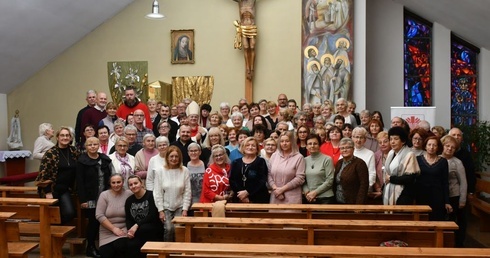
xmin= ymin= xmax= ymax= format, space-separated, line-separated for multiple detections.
xmin=0 ymin=0 xmax=134 ymax=94
xmin=393 ymin=0 xmax=490 ymax=49
xmin=0 ymin=0 xmax=489 ymax=94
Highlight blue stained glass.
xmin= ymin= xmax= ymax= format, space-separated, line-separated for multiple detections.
xmin=461 ymin=51 xmax=470 ymax=63
xmin=404 ymin=12 xmax=432 ymax=106
xmin=404 ymin=77 xmax=431 ymax=106
xmin=405 ymin=19 xmax=431 ymax=38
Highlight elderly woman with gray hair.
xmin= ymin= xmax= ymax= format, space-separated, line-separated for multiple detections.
xmin=351 ymin=127 xmax=377 ymax=192
xmin=33 ymin=123 xmax=55 ymax=160
xmin=134 ymin=134 xmax=158 ymax=182
xmin=333 ymin=137 xmax=369 ymax=204
xmin=109 ymin=136 xmax=135 ymax=189
xmin=146 ymin=136 xmax=170 ymax=191
xmin=227 ymin=111 xmax=247 ymax=131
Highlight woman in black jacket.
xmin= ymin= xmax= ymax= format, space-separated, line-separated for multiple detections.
xmin=77 ymin=136 xmax=112 ymax=257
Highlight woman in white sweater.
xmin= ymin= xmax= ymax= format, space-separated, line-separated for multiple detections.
xmin=153 ymin=145 xmax=191 ymax=242
xmin=32 ymin=123 xmax=55 ymax=160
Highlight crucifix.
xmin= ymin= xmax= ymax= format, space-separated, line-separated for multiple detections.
xmin=233 ymin=0 xmax=257 ymax=102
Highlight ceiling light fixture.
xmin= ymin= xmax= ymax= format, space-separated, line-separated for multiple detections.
xmin=145 ymin=0 xmax=165 ymax=20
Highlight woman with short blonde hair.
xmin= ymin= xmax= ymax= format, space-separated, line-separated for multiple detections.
xmin=230 ymin=137 xmax=270 ymax=203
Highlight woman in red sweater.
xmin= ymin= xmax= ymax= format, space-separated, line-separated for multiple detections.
xmin=200 ymin=145 xmax=232 ymax=203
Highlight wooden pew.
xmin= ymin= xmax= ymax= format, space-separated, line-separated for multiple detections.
xmin=173 ymin=217 xmax=457 ymax=247
xmin=191 ymin=203 xmax=431 ymax=221
xmin=0 ymin=186 xmax=38 ymax=198
xmin=0 ymin=186 xmax=87 ymax=255
xmin=1 ymin=212 xmax=38 ymax=258
xmin=141 ymin=242 xmax=490 ymax=258
xmin=470 ymin=178 xmax=490 ymax=231
xmin=0 ymin=197 xmax=75 ymax=258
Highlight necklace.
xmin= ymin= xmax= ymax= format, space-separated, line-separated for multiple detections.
xmin=241 ymin=161 xmax=250 ymax=187
xmin=59 ymin=147 xmax=71 ymax=166
xmin=425 ymin=154 xmax=439 ymax=165
xmin=310 ymin=155 xmax=320 ymax=169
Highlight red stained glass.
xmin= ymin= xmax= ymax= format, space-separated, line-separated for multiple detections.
xmin=451 ymin=39 xmax=478 ymax=126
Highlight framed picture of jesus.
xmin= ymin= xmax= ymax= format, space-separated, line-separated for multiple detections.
xmin=171 ymin=29 xmax=195 ymax=64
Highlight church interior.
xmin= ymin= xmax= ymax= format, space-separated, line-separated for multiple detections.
xmin=1 ymin=0 xmax=490 ymax=254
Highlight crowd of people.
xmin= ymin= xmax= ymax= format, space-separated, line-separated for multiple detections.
xmin=32 ymin=87 xmax=475 ymax=257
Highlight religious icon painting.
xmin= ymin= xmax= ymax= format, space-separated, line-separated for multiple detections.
xmin=301 ymin=0 xmax=354 ymax=107
xmin=171 ymin=29 xmax=195 ymax=64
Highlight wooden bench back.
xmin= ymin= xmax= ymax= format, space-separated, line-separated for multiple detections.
xmin=0 ymin=186 xmax=38 ymax=198
xmin=191 ymin=203 xmax=431 ymax=221
xmin=172 ymin=217 xmax=457 ymax=231
xmin=0 ymin=205 xmax=61 ymax=224
xmin=175 ymin=226 xmax=455 ymax=247
xmin=142 ymin=242 xmax=490 ymax=257
xmin=476 ymin=178 xmax=490 ymax=195
xmin=192 ymin=203 xmax=432 ymax=213
xmin=173 ymin=217 xmax=457 ymax=247
xmin=193 ymin=210 xmax=429 ymax=220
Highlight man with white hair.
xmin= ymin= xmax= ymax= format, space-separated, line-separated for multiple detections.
xmin=329 ymin=98 xmax=358 ymax=127
xmin=75 ymin=90 xmax=96 ymax=146
xmin=391 ymin=116 xmax=404 ymax=128
xmin=81 ymin=92 xmax=108 ymax=133
xmin=417 ymin=120 xmax=431 ymax=132
xmin=448 ymin=126 xmax=476 ymax=247
xmin=448 ymin=127 xmax=476 ymax=195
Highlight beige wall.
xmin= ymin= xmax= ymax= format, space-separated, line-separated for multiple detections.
xmin=8 ymin=0 xmax=490 ymax=174
xmin=7 ymin=0 xmax=302 ymax=172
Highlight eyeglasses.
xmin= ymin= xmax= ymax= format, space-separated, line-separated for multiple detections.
xmin=214 ymin=153 xmax=224 ymax=158
xmin=117 ymin=145 xmax=128 ymax=148
xmin=352 ymin=136 xmax=365 ymax=139
xmin=134 ymin=114 xmax=145 ymax=117
xmin=339 ymin=146 xmax=353 ymax=151
xmin=412 ymin=137 xmax=423 ymax=142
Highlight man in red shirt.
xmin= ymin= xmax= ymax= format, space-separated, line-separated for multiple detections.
xmin=116 ymin=86 xmax=152 ymax=129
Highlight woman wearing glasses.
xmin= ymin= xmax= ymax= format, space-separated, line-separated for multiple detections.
xmin=200 ymin=145 xmax=232 ymax=203
xmin=230 ymin=137 xmax=270 ymax=203
xmin=333 ymin=138 xmax=369 ymax=204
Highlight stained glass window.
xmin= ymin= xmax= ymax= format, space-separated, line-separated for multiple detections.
xmin=404 ymin=11 xmax=432 ymax=106
xmin=451 ymin=35 xmax=479 ymax=126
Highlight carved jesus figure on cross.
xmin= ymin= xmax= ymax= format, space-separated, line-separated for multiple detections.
xmin=233 ymin=0 xmax=257 ymax=80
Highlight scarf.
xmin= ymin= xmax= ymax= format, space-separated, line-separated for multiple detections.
xmin=116 ymin=152 xmax=133 ymax=179
xmin=382 ymin=145 xmax=420 ymax=205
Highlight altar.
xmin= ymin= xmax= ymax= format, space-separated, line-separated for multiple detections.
xmin=0 ymin=150 xmax=31 ymax=175
xmin=0 ymin=150 xmax=38 ymax=186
